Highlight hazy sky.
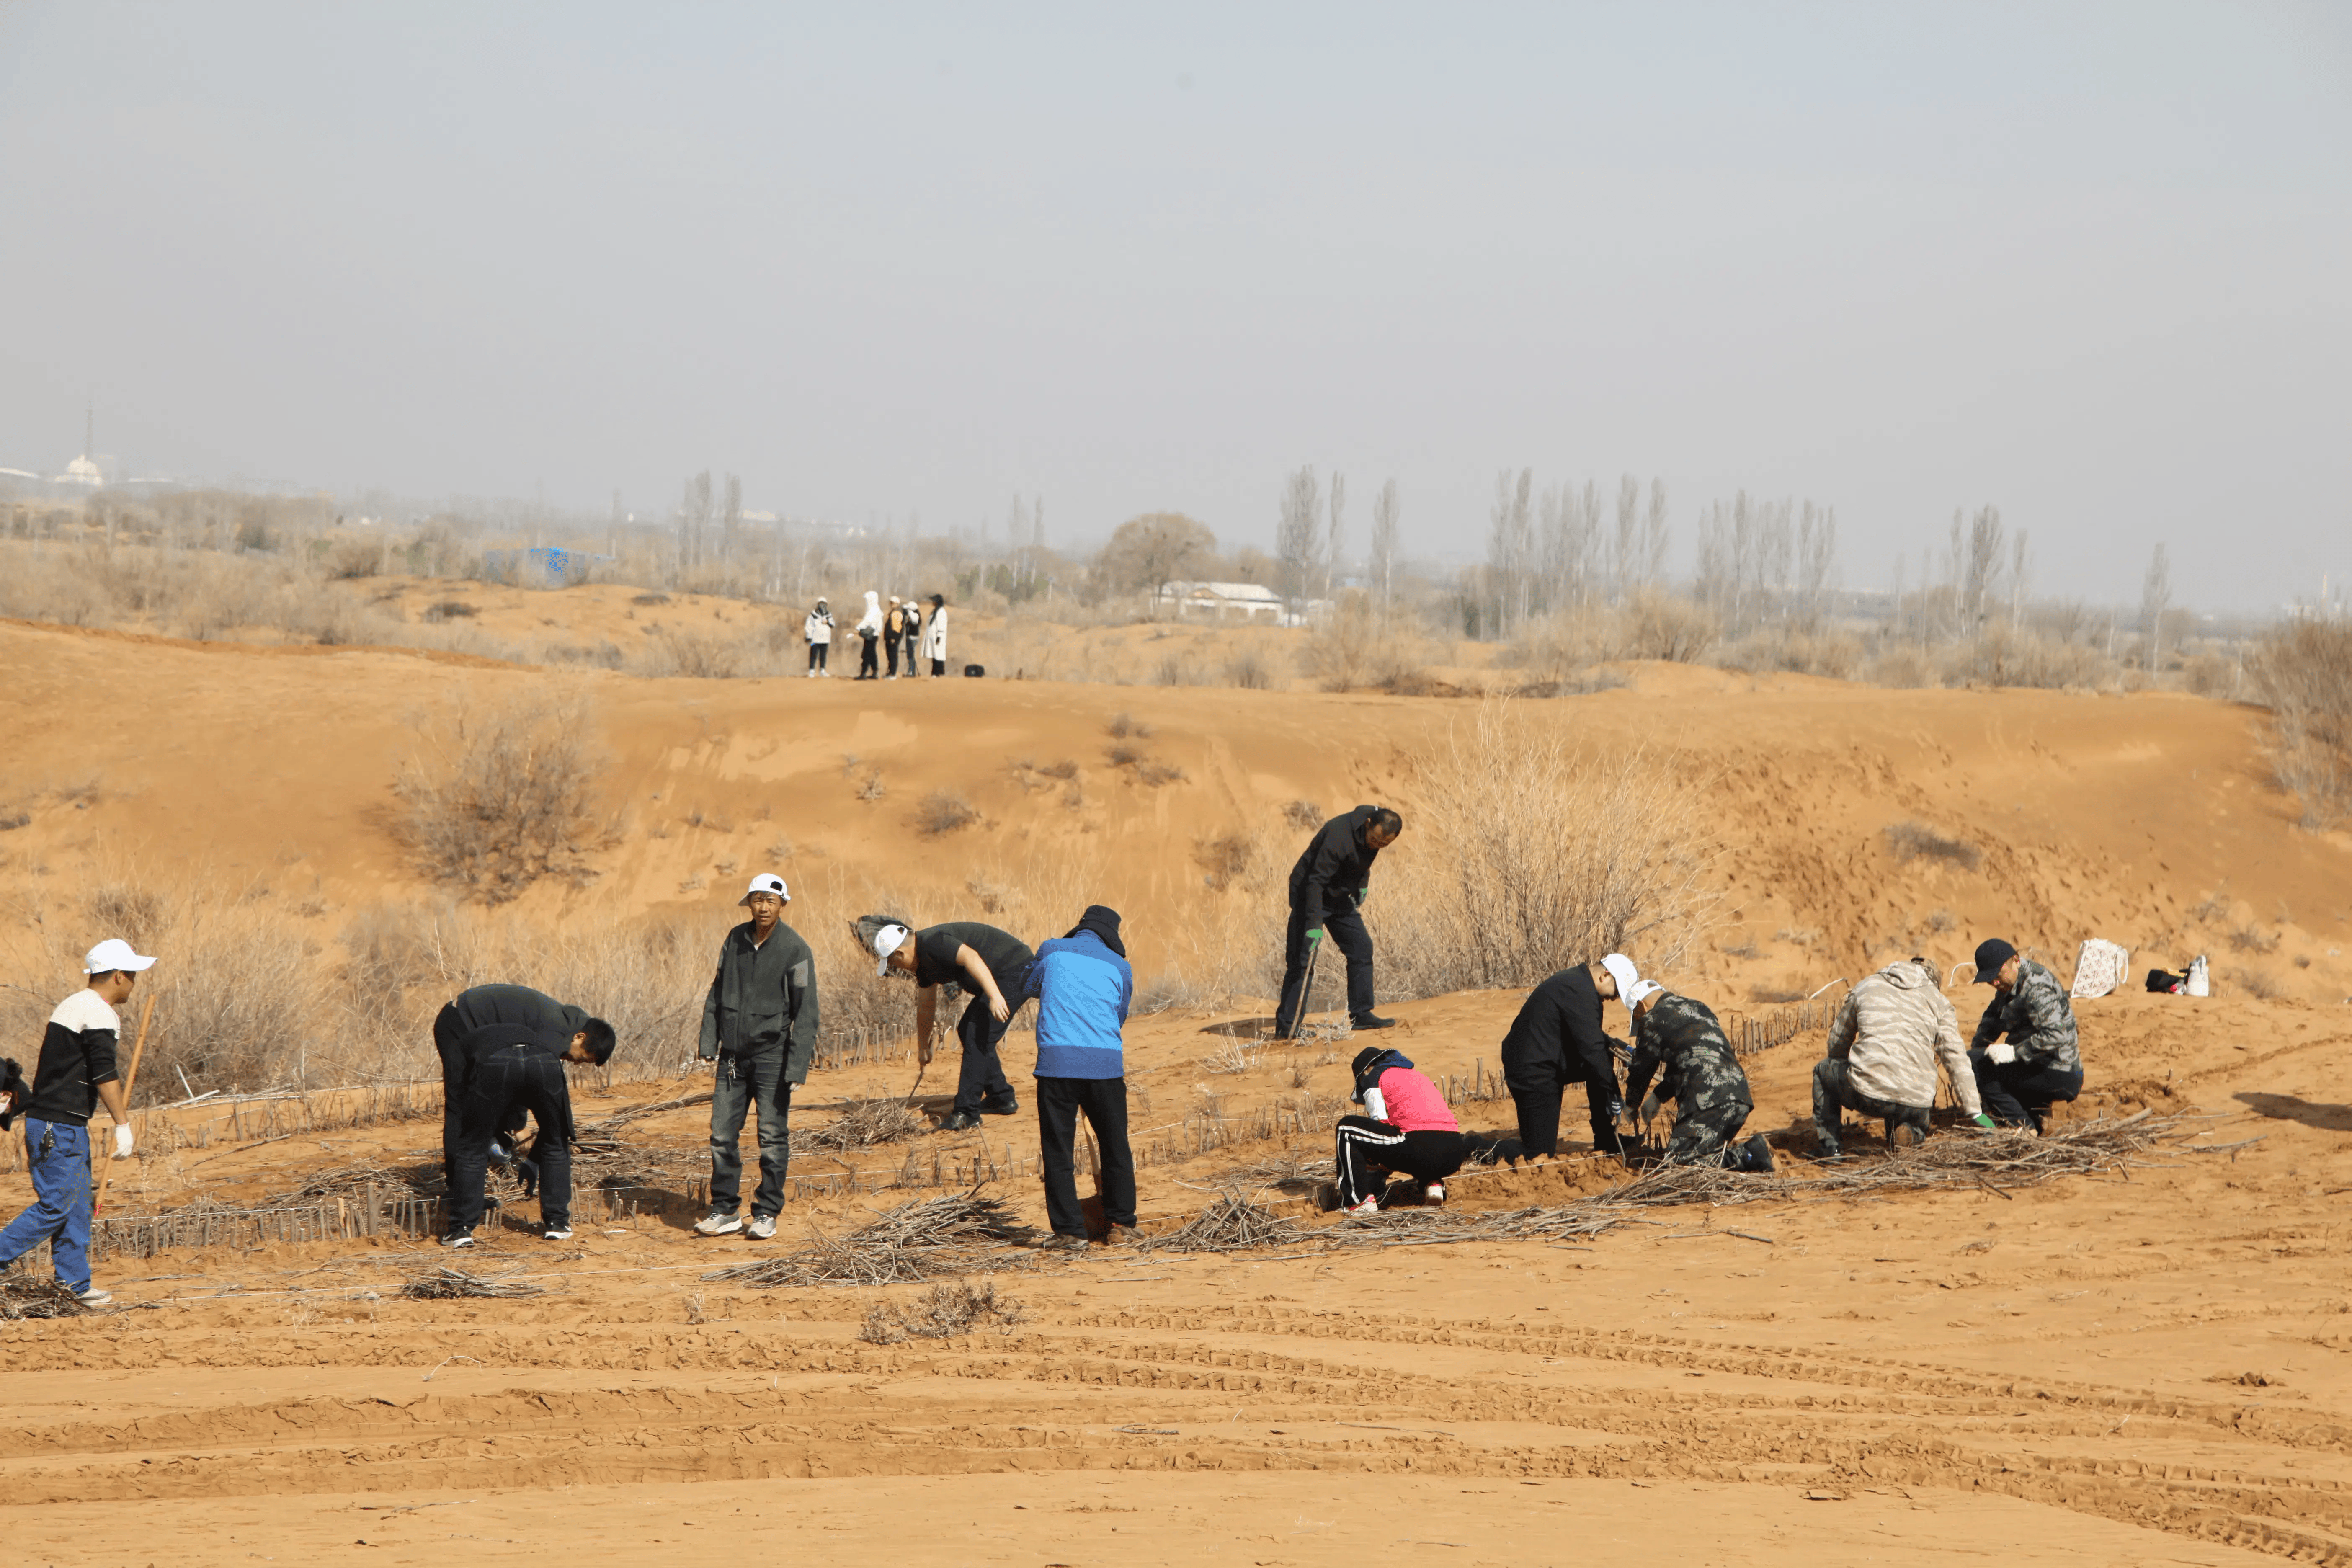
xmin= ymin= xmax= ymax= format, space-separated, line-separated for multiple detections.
xmin=4 ymin=3 xmax=2347 ymax=608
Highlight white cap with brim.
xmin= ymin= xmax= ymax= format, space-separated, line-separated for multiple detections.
xmin=1599 ymin=952 xmax=1640 ymax=1001
xmin=1625 ymin=977 xmax=1664 ymax=1011
xmin=872 ymin=923 xmax=911 ymax=976
xmin=85 ymin=938 xmax=157 ymax=975
xmin=740 ymin=873 xmax=790 ymax=906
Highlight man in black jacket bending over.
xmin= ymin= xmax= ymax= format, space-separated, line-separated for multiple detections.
xmin=1500 ymin=953 xmax=1638 ymax=1160
xmin=694 ymin=874 xmax=820 ymax=1241
xmin=439 ymin=986 xmax=616 ymax=1247
xmin=1274 ymin=805 xmax=1403 ymax=1039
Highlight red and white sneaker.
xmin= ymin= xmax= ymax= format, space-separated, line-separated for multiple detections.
xmin=1422 ymin=1181 xmax=1447 ymax=1206
xmin=1342 ymin=1194 xmax=1383 ymax=1216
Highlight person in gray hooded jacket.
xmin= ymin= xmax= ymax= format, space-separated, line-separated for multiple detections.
xmin=1813 ymin=957 xmax=1996 ymax=1158
xmin=695 ymin=874 xmax=820 ymax=1239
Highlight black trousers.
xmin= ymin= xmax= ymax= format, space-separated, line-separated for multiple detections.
xmin=1970 ymin=1051 xmax=2083 ymax=1133
xmin=1509 ymin=1068 xmax=1622 ymax=1159
xmin=1811 ymin=1059 xmax=1930 ymax=1154
xmin=1334 ymin=1116 xmax=1468 ymax=1206
xmin=807 ymin=642 xmax=829 ymax=672
xmin=448 ymin=1046 xmax=573 ymax=1233
xmin=433 ymin=1003 xmax=524 ymax=1189
xmin=929 ymin=656 xmax=946 ymax=676
xmin=1036 ymin=1076 xmax=1136 ymax=1237
xmin=951 ymin=992 xmax=1021 ymax=1117
xmin=902 ymin=634 xmax=919 ymax=673
xmin=885 ymin=635 xmax=901 ymax=676
xmin=1274 ymin=906 xmax=1374 ymax=1037
xmin=857 ymin=632 xmax=879 ymax=678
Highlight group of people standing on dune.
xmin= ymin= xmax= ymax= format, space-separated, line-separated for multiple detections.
xmin=0 ymin=804 xmax=2088 ymax=1294
xmin=798 ymin=593 xmax=948 ymax=680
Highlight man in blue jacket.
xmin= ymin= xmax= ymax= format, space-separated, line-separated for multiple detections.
xmin=1020 ymin=905 xmax=1138 ymax=1251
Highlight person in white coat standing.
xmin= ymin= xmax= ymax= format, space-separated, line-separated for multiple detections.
xmin=921 ymin=593 xmax=948 ymax=677
xmin=853 ymin=591 xmax=884 ymax=681
xmin=803 ymin=598 xmax=834 ymax=677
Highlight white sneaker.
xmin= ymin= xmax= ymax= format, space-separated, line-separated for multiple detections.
xmin=442 ymin=1230 xmax=475 ymax=1248
xmin=1342 ymin=1195 xmax=1382 ymax=1216
xmin=694 ymin=1211 xmax=743 ymax=1236
xmin=74 ymin=1285 xmax=111 ymax=1305
xmin=746 ymin=1214 xmax=777 ymax=1240
xmin=543 ymin=1226 xmax=574 ymax=1241
xmin=1423 ymin=1181 xmax=1447 ymax=1206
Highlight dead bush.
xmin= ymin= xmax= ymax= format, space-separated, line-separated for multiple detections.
xmin=916 ymin=789 xmax=979 ymax=835
xmin=637 ymin=626 xmax=753 ymax=678
xmin=1369 ymin=699 xmax=1713 ymax=995
xmin=1622 ymin=587 xmax=1717 ymax=663
xmin=1135 ymin=761 xmax=1187 ymax=787
xmin=1194 ymin=831 xmax=1254 ymax=890
xmin=1282 ymin=799 xmax=1323 ymax=830
xmin=1107 ymin=712 xmax=1154 ymax=739
xmin=393 ymin=697 xmax=610 ymax=903
xmin=1224 ymin=643 xmax=1273 ymax=689
xmin=2247 ymin=614 xmax=2352 ymax=828
xmin=421 ymin=600 xmax=478 ymax=622
xmin=1303 ymin=591 xmax=1427 ymax=693
xmin=1883 ymin=820 xmax=1982 ymax=872
xmin=859 ymin=1280 xmax=1025 ymax=1343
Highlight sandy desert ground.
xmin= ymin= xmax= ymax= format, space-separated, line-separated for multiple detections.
xmin=3 ymin=601 xmax=2351 ymax=1567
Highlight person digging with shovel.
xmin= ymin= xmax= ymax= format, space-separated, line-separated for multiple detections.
xmin=1620 ymin=978 xmax=1775 ymax=1173
xmin=1274 ymin=805 xmax=1402 ymax=1039
xmin=0 ymin=938 xmax=155 ymax=1306
xmin=859 ymin=913 xmax=1034 ymax=1131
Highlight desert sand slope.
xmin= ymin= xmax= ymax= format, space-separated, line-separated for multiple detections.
xmin=2 ymin=619 xmax=2352 ymax=1565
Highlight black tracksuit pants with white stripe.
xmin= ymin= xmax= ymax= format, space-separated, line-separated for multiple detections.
xmin=1334 ymin=1115 xmax=1469 ymax=1207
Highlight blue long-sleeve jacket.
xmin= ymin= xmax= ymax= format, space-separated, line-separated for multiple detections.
xmin=1020 ymin=929 xmax=1132 ymax=1080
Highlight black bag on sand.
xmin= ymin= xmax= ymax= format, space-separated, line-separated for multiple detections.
xmin=2146 ymin=967 xmax=2186 ymax=993
xmin=962 ymin=663 xmax=985 ymax=677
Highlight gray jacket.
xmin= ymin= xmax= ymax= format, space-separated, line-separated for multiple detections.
xmin=1970 ymin=957 xmax=2081 ymax=1075
xmin=698 ymin=920 xmax=820 ymax=1083
xmin=1826 ymin=959 xmax=1981 ymax=1115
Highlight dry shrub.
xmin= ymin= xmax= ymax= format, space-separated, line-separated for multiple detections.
xmin=1621 ymin=587 xmax=1718 ymax=663
xmin=422 ymin=600 xmax=477 ymax=622
xmin=1883 ymin=820 xmax=1982 ymax=872
xmin=858 ymin=1279 xmax=1025 ymax=1343
xmin=393 ymin=696 xmax=611 ymax=903
xmin=1369 ymin=700 xmax=1713 ymax=995
xmin=2247 ymin=614 xmax=2352 ymax=829
xmin=1135 ymin=761 xmax=1187 ymax=787
xmin=635 ymin=625 xmax=755 ymax=678
xmin=1106 ymin=712 xmax=1153 ymax=739
xmin=916 ymin=789 xmax=979 ymax=835
xmin=1282 ymin=799 xmax=1323 ymax=830
xmin=1303 ymin=591 xmax=1428 ymax=693
xmin=1224 ymin=642 xmax=1274 ymax=690
xmin=1194 ymin=830 xmax=1254 ymax=890
xmin=2236 ymin=967 xmax=2285 ymax=1001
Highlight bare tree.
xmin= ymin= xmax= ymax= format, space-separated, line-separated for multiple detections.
xmin=1276 ymin=466 xmax=1323 ymax=614
xmin=2141 ymin=541 xmax=2172 ymax=671
xmin=1960 ymin=505 xmax=2005 ymax=637
xmin=2007 ymin=530 xmax=2029 ymax=626
xmin=1796 ymin=502 xmax=1837 ymax=631
xmin=1325 ymin=471 xmax=1346 ymax=601
xmin=1099 ymin=512 xmax=1217 ymax=597
xmin=721 ymin=473 xmax=742 ymax=568
xmin=1612 ymin=475 xmax=1640 ymax=603
xmin=1487 ymin=468 xmax=1533 ymax=632
xmin=1643 ymin=478 xmax=1669 ymax=588
xmin=1370 ymin=478 xmax=1400 ymax=611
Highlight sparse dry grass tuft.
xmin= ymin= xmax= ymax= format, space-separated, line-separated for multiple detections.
xmin=858 ymin=1280 xmax=1025 ymax=1343
xmin=916 ymin=789 xmax=980 ymax=835
xmin=1883 ymin=820 xmax=1982 ymax=872
xmin=2248 ymin=614 xmax=2352 ymax=829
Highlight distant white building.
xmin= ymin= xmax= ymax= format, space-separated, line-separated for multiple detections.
xmin=1155 ymin=580 xmax=1286 ymax=622
xmin=58 ymin=454 xmax=102 ymax=488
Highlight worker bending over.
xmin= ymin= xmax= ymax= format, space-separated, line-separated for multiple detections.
xmin=1333 ymin=1047 xmax=1467 ymax=1215
xmin=1814 ymin=957 xmax=1996 ymax=1158
xmin=1967 ymin=939 xmax=2083 ymax=1132
xmin=862 ymin=913 xmax=1034 ymax=1131
xmin=1275 ymin=805 xmax=1402 ymax=1039
xmin=1500 ymin=953 xmax=1636 ymax=1159
xmin=1621 ymin=980 xmax=1774 ymax=1172
xmin=441 ymin=990 xmax=616 ymax=1246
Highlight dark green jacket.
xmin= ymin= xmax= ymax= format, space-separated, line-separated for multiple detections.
xmin=1970 ymin=957 xmax=2081 ymax=1075
xmin=1623 ymin=990 xmax=1753 ymax=1117
xmin=698 ymin=920 xmax=819 ymax=1083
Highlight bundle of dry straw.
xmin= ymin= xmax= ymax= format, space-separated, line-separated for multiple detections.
xmin=799 ymin=1096 xmax=928 ymax=1152
xmin=403 ymin=1266 xmax=544 ymax=1300
xmin=1145 ymin=1187 xmax=1309 ymax=1253
xmin=706 ymin=1188 xmax=1034 ymax=1288
xmin=0 ymin=1277 xmax=93 ymax=1319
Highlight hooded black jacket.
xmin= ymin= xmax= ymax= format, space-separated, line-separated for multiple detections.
xmin=1287 ymin=805 xmax=1386 ymax=927
xmin=1500 ymin=965 xmax=1623 ymax=1093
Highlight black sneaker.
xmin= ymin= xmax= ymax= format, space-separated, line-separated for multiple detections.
xmin=1349 ymin=1013 xmax=1396 ymax=1030
xmin=1739 ymin=1134 xmax=1776 ymax=1173
xmin=442 ymin=1230 xmax=475 ymax=1249
xmin=980 ymin=1099 xmax=1018 ymax=1117
xmin=1038 ymin=1232 xmax=1088 ymax=1253
xmin=939 ymin=1109 xmax=983 ymax=1132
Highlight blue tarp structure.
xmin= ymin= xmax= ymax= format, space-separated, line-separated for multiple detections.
xmin=481 ymin=547 xmax=611 ymax=587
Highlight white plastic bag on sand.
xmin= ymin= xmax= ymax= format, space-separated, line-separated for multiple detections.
xmin=2187 ymin=954 xmax=2210 ymax=997
xmin=2070 ymin=939 xmax=2130 ymax=999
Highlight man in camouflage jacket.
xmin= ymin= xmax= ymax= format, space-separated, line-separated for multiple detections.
xmin=1621 ymin=983 xmax=1774 ymax=1172
xmin=1966 ymin=938 xmax=2083 ymax=1133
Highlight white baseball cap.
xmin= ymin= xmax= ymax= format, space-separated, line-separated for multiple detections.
xmin=740 ymin=873 xmax=790 ymax=906
xmin=872 ymin=922 xmax=911 ymax=976
xmin=1625 ymin=977 xmax=1664 ymax=1011
xmin=85 ymin=938 xmax=157 ymax=975
xmin=1599 ymin=953 xmax=1640 ymax=1001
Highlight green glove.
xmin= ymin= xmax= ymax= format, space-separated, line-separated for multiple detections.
xmin=1970 ymin=1113 xmax=1997 ymax=1130
xmin=1305 ymin=928 xmax=1325 ymax=948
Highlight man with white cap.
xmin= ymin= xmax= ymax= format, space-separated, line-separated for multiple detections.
xmin=1498 ymin=954 xmax=1637 ymax=1160
xmin=1620 ymin=977 xmax=1775 ymax=1173
xmin=856 ymin=912 xmax=1033 ymax=1132
xmin=0 ymin=938 xmax=155 ymax=1305
xmin=694 ymin=874 xmax=820 ymax=1239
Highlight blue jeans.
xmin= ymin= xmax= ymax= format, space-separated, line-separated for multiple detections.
xmin=0 ymin=1119 xmax=94 ymax=1292
xmin=709 ymin=1049 xmax=793 ymax=1218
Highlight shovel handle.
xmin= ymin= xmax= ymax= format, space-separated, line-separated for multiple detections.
xmin=91 ymin=993 xmax=155 ymax=1217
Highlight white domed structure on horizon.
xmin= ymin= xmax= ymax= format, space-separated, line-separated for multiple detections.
xmin=59 ymin=452 xmax=102 ymax=487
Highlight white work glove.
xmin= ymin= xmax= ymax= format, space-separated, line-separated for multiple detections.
xmin=113 ymin=1124 xmax=135 ymax=1159
xmin=1986 ymin=1042 xmax=2017 ymax=1066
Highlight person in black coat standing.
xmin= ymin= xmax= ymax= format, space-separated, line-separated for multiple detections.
xmin=1274 ymin=805 xmax=1403 ymax=1039
xmin=1499 ymin=953 xmax=1639 ymax=1159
